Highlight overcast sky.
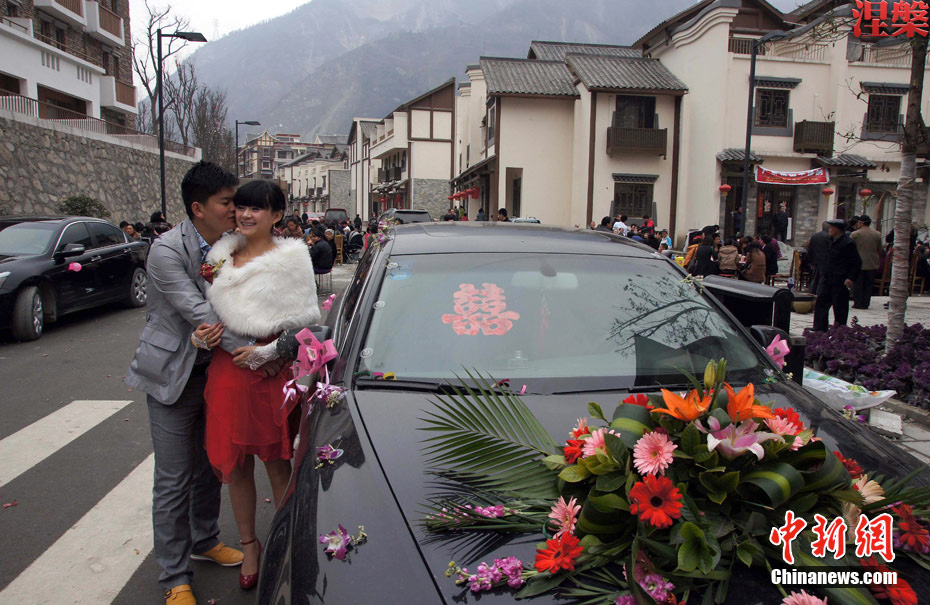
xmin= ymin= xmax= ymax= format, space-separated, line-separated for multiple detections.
xmin=128 ymin=0 xmax=307 ymax=45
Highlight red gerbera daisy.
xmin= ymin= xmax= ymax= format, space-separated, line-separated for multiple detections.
xmin=897 ymin=519 xmax=930 ymax=553
xmin=833 ymin=450 xmax=863 ymax=479
xmin=534 ymin=533 xmax=584 ymax=574
xmin=774 ymin=407 xmax=804 ymax=431
xmin=623 ymin=393 xmax=654 ymax=411
xmin=870 ymin=576 xmax=918 ymax=605
xmin=892 ymin=503 xmax=915 ymax=520
xmin=629 ymin=475 xmax=683 ymax=529
xmin=563 ymin=439 xmax=586 ymax=464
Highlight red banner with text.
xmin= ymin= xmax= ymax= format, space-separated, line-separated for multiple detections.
xmin=754 ymin=166 xmax=830 ymax=186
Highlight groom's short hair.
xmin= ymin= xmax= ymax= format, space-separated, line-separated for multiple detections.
xmin=181 ymin=161 xmax=239 ymax=218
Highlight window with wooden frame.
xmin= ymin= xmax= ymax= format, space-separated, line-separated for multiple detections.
xmin=754 ymin=88 xmax=789 ymax=128
xmin=613 ymin=183 xmax=652 ymax=218
xmin=487 ymin=102 xmax=496 ymax=147
xmin=866 ymin=94 xmax=901 ymax=133
xmin=614 ymin=95 xmax=656 ymax=129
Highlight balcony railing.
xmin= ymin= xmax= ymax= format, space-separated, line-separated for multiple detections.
xmin=35 ymin=0 xmax=86 ymax=27
xmin=97 ymin=3 xmax=121 ymax=37
xmin=607 ymin=126 xmax=667 ymax=156
xmin=391 ymin=166 xmax=403 ymax=180
xmin=0 ymin=89 xmax=196 ymax=157
xmin=793 ymin=120 xmax=835 ymax=154
xmin=0 ymin=15 xmax=30 ymax=34
xmin=57 ymin=0 xmax=83 ymax=15
xmin=729 ymin=35 xmax=828 ymax=61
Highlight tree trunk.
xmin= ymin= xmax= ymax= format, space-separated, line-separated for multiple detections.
xmin=887 ymin=34 xmax=928 ymax=351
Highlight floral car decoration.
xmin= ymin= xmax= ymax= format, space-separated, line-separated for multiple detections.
xmin=421 ymin=362 xmax=930 ymax=604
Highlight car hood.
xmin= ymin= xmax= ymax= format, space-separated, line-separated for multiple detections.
xmin=351 ymin=381 xmax=930 ymax=604
xmin=0 ymin=254 xmax=40 ymax=264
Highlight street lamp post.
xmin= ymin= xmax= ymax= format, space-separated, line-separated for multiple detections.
xmin=156 ymin=29 xmax=207 ymax=221
xmin=235 ymin=120 xmax=261 ymax=178
xmin=740 ymin=30 xmax=787 ymax=227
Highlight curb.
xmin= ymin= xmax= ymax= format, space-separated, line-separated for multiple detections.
xmin=880 ymin=398 xmax=930 ymax=427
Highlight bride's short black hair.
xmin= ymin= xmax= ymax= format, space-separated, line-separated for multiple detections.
xmin=233 ymin=180 xmax=286 ymax=214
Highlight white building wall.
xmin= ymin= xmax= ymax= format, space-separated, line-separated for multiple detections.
xmin=497 ymin=97 xmax=575 ymax=225
xmin=411 ymin=140 xmax=451 ymax=180
xmin=570 ymin=86 xmax=591 ymax=227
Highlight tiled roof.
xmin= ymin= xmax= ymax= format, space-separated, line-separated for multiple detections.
xmin=528 ymin=41 xmax=641 ymax=61
xmin=480 ymin=57 xmax=578 ymax=97
xmin=316 ymin=134 xmax=347 ymax=145
xmin=565 ymin=54 xmax=687 ymax=94
xmin=359 ymin=122 xmax=378 ymax=141
xmin=816 ymin=154 xmax=877 ymax=168
xmin=716 ymin=148 xmax=764 ymax=163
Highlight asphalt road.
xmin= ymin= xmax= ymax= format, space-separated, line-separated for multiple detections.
xmin=0 ymin=263 xmax=355 ymax=604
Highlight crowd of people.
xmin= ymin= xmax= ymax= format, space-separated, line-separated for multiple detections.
xmin=118 ymin=211 xmax=173 ymax=244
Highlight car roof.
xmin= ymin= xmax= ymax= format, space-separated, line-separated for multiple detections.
xmin=0 ymin=215 xmax=113 ymax=227
xmin=387 ymin=221 xmax=662 ymax=257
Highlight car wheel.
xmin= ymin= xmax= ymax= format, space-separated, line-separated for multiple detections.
xmin=11 ymin=286 xmax=44 ymax=341
xmin=126 ymin=268 xmax=147 ymax=308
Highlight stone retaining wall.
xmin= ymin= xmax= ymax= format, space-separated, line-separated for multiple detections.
xmin=412 ymin=178 xmax=450 ymax=220
xmin=0 ymin=111 xmax=198 ymax=225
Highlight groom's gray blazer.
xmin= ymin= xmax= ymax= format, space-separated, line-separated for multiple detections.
xmin=126 ymin=219 xmax=249 ymax=405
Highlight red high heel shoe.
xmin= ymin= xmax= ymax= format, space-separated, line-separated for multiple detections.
xmin=239 ymin=538 xmax=261 ymax=591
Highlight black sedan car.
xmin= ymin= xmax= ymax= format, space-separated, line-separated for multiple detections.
xmin=258 ymin=223 xmax=930 ymax=604
xmin=0 ymin=216 xmax=148 ymax=341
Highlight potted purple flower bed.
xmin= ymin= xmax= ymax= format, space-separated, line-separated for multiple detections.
xmin=803 ymin=320 xmax=930 ymax=408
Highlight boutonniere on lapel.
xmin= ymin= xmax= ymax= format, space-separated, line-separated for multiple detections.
xmin=199 ymin=258 xmax=225 ymax=284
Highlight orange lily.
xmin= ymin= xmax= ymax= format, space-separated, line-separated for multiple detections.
xmin=655 ymin=389 xmax=712 ymax=422
xmin=724 ymin=383 xmax=774 ymax=422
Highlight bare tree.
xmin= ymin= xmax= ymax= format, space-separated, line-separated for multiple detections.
xmin=887 ymin=33 xmax=929 ymax=350
xmin=165 ymin=60 xmax=198 ymax=146
xmin=192 ymin=86 xmax=235 ymax=172
xmin=132 ymin=0 xmax=191 ymax=134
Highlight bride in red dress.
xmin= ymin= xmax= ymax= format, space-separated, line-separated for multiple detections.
xmin=197 ymin=180 xmax=319 ymax=589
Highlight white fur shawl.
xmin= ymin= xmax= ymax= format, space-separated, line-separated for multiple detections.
xmin=205 ymin=233 xmax=321 ymax=338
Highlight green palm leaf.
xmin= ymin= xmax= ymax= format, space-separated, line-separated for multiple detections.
xmin=420 ymin=370 xmax=560 ymax=500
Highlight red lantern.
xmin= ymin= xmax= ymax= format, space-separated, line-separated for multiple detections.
xmin=447 ymin=195 xmax=454 ymax=200
xmin=470 ymin=188 xmax=479 ymax=199
xmin=379 ymin=196 xmax=386 ymax=203
xmin=719 ymin=184 xmax=732 ymax=193
xmin=859 ymin=188 xmax=872 ymax=197
xmin=822 ymin=188 xmax=834 ymax=196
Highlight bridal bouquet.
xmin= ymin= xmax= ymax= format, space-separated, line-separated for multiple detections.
xmin=421 ymin=362 xmax=930 ymax=604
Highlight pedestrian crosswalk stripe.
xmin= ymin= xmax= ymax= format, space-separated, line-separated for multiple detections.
xmin=0 ymin=400 xmax=132 ymax=488
xmin=0 ymin=453 xmax=154 ymax=604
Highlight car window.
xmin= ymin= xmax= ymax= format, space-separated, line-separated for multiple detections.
xmin=87 ymin=222 xmax=126 ymax=248
xmin=358 ymin=254 xmax=767 ymax=388
xmin=0 ymin=223 xmax=57 ymax=256
xmin=57 ymin=222 xmax=93 ymax=251
xmin=337 ymin=247 xmax=377 ymax=348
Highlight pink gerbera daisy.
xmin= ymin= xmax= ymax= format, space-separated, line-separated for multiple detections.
xmin=782 ymin=589 xmax=827 ymax=605
xmin=765 ymin=416 xmax=804 ymax=450
xmin=548 ymin=496 xmax=581 ymax=538
xmin=633 ymin=430 xmax=677 ymax=476
xmin=581 ymin=428 xmax=619 ymax=458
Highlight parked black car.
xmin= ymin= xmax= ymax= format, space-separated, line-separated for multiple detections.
xmin=258 ymin=223 xmax=930 ymax=604
xmin=0 ymin=216 xmax=149 ymax=341
xmin=377 ymin=207 xmax=433 ymax=224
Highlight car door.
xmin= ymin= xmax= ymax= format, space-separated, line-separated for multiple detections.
xmin=86 ymin=221 xmax=134 ymax=301
xmin=47 ymin=222 xmax=99 ymax=311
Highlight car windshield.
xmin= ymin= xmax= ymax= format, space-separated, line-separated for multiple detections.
xmin=358 ymin=253 xmax=770 ymax=390
xmin=0 ymin=223 xmax=57 ymax=256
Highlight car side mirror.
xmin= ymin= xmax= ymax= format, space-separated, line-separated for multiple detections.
xmin=750 ymin=325 xmax=805 ymax=385
xmin=56 ymin=243 xmax=85 ymax=259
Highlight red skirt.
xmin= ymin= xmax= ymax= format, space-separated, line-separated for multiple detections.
xmin=204 ymin=347 xmax=295 ymax=482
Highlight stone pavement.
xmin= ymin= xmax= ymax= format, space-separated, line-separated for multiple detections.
xmin=789 ymin=293 xmax=930 ymax=336
xmin=789 ymin=293 xmax=930 ymax=466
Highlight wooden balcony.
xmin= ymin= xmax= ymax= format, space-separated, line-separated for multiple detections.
xmin=606 ymin=126 xmax=667 ymax=157
xmin=35 ymin=0 xmax=86 ymax=27
xmin=86 ymin=0 xmax=124 ymax=46
xmin=793 ymin=120 xmax=834 ymax=154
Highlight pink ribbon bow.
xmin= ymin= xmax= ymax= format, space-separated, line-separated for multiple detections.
xmin=294 ymin=328 xmax=338 ymax=380
xmin=282 ymin=378 xmax=309 ymax=409
xmin=68 ymin=262 xmax=82 ymax=272
xmin=322 ymin=294 xmax=337 ymax=311
xmin=766 ymin=334 xmax=790 ymax=369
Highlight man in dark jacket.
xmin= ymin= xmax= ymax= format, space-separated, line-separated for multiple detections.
xmin=813 ymin=219 xmax=862 ymax=331
xmin=805 ymin=222 xmax=831 ymax=293
xmin=773 ymin=202 xmax=789 ymax=242
xmin=309 ymin=228 xmax=334 ymax=273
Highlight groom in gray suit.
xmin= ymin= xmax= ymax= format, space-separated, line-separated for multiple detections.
xmin=127 ymin=162 xmax=278 ymax=604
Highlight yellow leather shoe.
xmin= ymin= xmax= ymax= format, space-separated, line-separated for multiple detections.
xmin=164 ymin=584 xmax=196 ymax=605
xmin=190 ymin=542 xmax=244 ymax=567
